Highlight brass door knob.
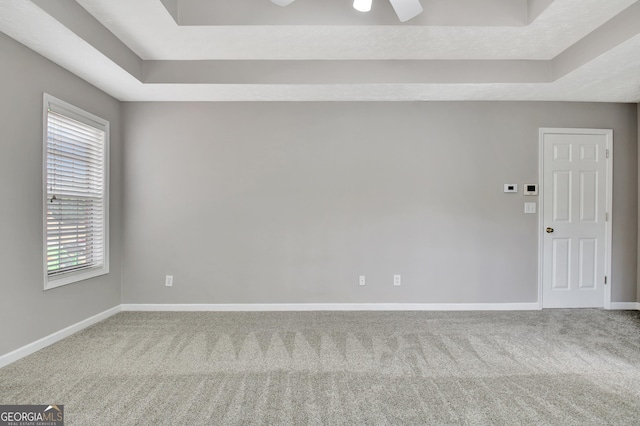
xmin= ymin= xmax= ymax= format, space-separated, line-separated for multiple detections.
xmin=546 ymin=227 xmax=554 ymax=233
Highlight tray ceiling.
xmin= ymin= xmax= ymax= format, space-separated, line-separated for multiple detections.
xmin=0 ymin=0 xmax=638 ymax=102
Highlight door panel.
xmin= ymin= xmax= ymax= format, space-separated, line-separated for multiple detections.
xmin=578 ymin=238 xmax=596 ymax=289
xmin=553 ymin=171 xmax=571 ymax=221
xmin=541 ymin=130 xmax=610 ymax=308
xmin=551 ymin=239 xmax=570 ymax=289
xmin=579 ymin=171 xmax=598 ymax=222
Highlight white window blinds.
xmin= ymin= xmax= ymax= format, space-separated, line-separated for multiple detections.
xmin=44 ymin=95 xmax=109 ymax=287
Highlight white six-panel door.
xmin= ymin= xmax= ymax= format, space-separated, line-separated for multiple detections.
xmin=540 ymin=129 xmax=612 ymax=308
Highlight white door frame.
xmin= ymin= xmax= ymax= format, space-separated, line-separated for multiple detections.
xmin=537 ymin=128 xmax=613 ymax=310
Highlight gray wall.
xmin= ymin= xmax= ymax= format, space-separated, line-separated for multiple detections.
xmin=0 ymin=33 xmax=123 ymax=356
xmin=0 ymin=27 xmax=637 ymax=357
xmin=122 ymin=102 xmax=637 ymax=305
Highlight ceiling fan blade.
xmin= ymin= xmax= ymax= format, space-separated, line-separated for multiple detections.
xmin=388 ymin=0 xmax=423 ymax=22
xmin=271 ymin=0 xmax=297 ymax=6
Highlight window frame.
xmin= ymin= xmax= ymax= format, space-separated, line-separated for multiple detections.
xmin=42 ymin=93 xmax=110 ymax=290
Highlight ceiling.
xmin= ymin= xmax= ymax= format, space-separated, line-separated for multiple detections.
xmin=1 ymin=0 xmax=639 ymax=102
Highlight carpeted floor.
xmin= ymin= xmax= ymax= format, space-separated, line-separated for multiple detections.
xmin=1 ymin=309 xmax=640 ymax=425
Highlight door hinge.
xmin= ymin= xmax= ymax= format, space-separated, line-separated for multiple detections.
xmin=606 ymin=212 xmax=609 ymax=221
xmin=605 ymin=276 xmax=608 ymax=285
xmin=606 ymin=149 xmax=610 ymax=158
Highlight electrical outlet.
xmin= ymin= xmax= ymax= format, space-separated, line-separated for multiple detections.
xmin=394 ymin=275 xmax=401 ymax=286
xmin=165 ymin=275 xmax=173 ymax=287
xmin=359 ymin=275 xmax=366 ymax=286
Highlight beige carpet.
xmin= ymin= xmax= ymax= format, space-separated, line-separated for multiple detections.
xmin=1 ymin=309 xmax=640 ymax=425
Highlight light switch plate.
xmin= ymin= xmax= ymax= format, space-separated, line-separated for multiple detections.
xmin=524 ymin=202 xmax=537 ymax=214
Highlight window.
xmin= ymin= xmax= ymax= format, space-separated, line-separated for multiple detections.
xmin=43 ymin=94 xmax=109 ymax=289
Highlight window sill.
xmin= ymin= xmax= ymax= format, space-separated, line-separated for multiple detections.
xmin=44 ymin=266 xmax=109 ymax=290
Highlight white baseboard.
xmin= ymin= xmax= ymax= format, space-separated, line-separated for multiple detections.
xmin=609 ymin=302 xmax=640 ymax=310
xmin=0 ymin=305 xmax=122 ymax=369
xmin=121 ymin=303 xmax=541 ymax=312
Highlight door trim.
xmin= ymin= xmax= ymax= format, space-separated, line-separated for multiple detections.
xmin=537 ymin=128 xmax=613 ymax=309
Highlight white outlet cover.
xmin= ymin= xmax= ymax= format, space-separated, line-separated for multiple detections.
xmin=359 ymin=275 xmax=366 ymax=286
xmin=394 ymin=275 xmax=401 ymax=286
xmin=165 ymin=275 xmax=173 ymax=286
